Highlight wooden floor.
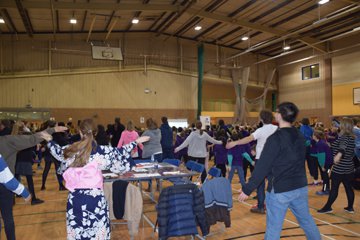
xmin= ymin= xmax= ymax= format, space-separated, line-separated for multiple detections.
xmin=4 ymin=162 xmax=360 ymax=240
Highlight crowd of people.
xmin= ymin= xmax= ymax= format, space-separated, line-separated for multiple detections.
xmin=0 ymin=102 xmax=359 ymax=239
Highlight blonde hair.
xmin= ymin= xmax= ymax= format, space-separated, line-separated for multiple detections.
xmin=11 ymin=121 xmax=24 ymax=135
xmin=339 ymin=117 xmax=355 ymax=137
xmin=126 ymin=120 xmax=134 ymax=131
xmin=64 ymin=119 xmax=96 ymax=167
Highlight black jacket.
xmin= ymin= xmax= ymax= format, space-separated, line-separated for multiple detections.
xmin=243 ymin=127 xmax=308 ymax=195
xmin=156 ymin=184 xmax=209 ymax=239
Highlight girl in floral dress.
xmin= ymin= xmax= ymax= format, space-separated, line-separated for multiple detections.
xmin=46 ymin=119 xmax=149 ymax=240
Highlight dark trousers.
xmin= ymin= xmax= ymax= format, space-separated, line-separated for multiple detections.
xmin=320 ymin=166 xmax=331 ymax=192
xmin=162 ymin=147 xmax=174 ymax=160
xmin=216 ymin=163 xmax=227 ymax=177
xmin=189 ymin=156 xmax=206 ymax=183
xmin=255 ymin=159 xmax=265 ymax=210
xmin=243 ymin=158 xmax=254 ymax=180
xmin=308 ymin=155 xmax=321 ymax=180
xmin=324 ymin=172 xmax=355 ymax=209
xmin=15 ymin=174 xmax=37 ymax=199
xmin=0 ymin=184 xmax=16 ymax=240
xmin=42 ymin=157 xmax=64 ymax=188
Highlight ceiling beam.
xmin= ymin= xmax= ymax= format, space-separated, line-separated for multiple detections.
xmin=0 ymin=1 xmax=179 ymax=11
xmin=186 ymin=8 xmax=327 ymax=53
xmin=339 ymin=0 xmax=360 ymax=4
xmin=156 ymin=0 xmax=196 ymax=36
xmin=86 ymin=15 xmax=96 ymax=42
xmin=105 ymin=17 xmax=118 ymax=41
xmin=50 ymin=0 xmax=57 ymax=38
xmin=104 ymin=0 xmax=120 ymax=31
xmin=124 ymin=0 xmax=151 ymax=32
xmin=0 ymin=9 xmax=17 ymax=33
xmin=15 ymin=0 xmax=33 ymax=37
xmin=81 ymin=0 xmax=90 ymax=32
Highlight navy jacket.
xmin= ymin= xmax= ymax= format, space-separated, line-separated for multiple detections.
xmin=160 ymin=123 xmax=173 ymax=149
xmin=156 ymin=184 xmax=208 ymax=239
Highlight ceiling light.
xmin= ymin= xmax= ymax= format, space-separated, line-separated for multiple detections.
xmin=194 ymin=25 xmax=202 ymax=31
xmin=70 ymin=18 xmax=77 ymax=24
xmin=318 ymin=0 xmax=329 ymax=5
xmin=0 ymin=18 xmax=5 ymax=24
xmin=132 ymin=18 xmax=139 ymax=24
xmin=241 ymin=36 xmax=249 ymax=41
xmin=283 ymin=45 xmax=291 ymax=50
xmin=311 ymin=65 xmax=316 ymax=68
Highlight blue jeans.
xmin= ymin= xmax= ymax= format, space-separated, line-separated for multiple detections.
xmin=265 ymin=187 xmax=321 ymax=240
xmin=228 ymin=165 xmax=245 ymax=187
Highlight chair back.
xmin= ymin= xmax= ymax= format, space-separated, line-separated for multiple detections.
xmin=191 ymin=162 xmax=205 ymax=173
xmin=163 ymin=159 xmax=181 ymax=167
xmin=186 ymin=160 xmax=196 ymax=170
xmin=208 ymin=167 xmax=221 ymax=178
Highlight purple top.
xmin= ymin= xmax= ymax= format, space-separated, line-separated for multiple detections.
xmin=228 ymin=144 xmax=251 ymax=166
xmin=213 ymin=144 xmax=228 ymax=164
xmin=326 ymin=131 xmax=338 ymax=144
xmin=316 ymin=139 xmax=333 ymax=166
xmin=174 ymin=135 xmax=187 ymax=159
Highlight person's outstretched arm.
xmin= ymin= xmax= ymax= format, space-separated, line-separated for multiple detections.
xmin=226 ymin=135 xmax=254 ymax=149
xmin=0 ymin=155 xmax=31 ymax=202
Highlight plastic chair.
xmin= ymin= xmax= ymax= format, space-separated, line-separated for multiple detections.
xmin=208 ymin=167 xmax=221 ymax=178
xmin=186 ymin=160 xmax=196 ymax=170
xmin=191 ymin=162 xmax=205 ymax=174
xmin=162 ymin=159 xmax=181 ymax=167
xmin=189 ymin=162 xmax=205 ymax=185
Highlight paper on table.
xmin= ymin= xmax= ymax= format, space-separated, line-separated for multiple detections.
xmin=133 ymin=168 xmax=148 ymax=173
xmin=162 ymin=171 xmax=187 ymax=175
xmin=133 ymin=173 xmax=161 ymax=178
xmin=102 ymin=173 xmax=118 ymax=178
xmin=136 ymin=163 xmax=155 ymax=169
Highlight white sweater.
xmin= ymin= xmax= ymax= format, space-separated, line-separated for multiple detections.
xmin=176 ymin=130 xmax=222 ymax=158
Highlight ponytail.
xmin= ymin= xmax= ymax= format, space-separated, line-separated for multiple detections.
xmin=195 ymin=121 xmax=203 ymax=135
xmin=64 ymin=119 xmax=96 ymax=167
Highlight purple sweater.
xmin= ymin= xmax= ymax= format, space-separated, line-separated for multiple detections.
xmin=174 ymin=135 xmax=187 ymax=159
xmin=228 ymin=144 xmax=251 ymax=166
xmin=213 ymin=144 xmax=227 ymax=165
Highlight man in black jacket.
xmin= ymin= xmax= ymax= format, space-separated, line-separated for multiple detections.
xmin=239 ymin=102 xmax=321 ymax=240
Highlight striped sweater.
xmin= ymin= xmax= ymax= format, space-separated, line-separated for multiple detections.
xmin=331 ymin=135 xmax=355 ymax=174
xmin=0 ymin=154 xmax=30 ymax=198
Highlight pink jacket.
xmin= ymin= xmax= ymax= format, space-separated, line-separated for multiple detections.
xmin=117 ymin=130 xmax=143 ymax=154
xmin=63 ymin=161 xmax=103 ymax=192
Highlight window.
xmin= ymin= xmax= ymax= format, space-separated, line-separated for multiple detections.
xmin=302 ymin=64 xmax=319 ymax=80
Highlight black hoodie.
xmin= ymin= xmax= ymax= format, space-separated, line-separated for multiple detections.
xmin=242 ymin=127 xmax=308 ymax=195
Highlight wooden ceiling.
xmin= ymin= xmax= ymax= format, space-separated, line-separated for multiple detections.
xmin=0 ymin=0 xmax=359 ymax=56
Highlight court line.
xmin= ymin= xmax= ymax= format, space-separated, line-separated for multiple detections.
xmin=312 ymin=216 xmax=360 ymax=237
xmin=233 ymin=197 xmax=337 ymax=240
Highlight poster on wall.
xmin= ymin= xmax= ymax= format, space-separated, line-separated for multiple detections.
xmin=354 ymin=88 xmax=360 ymax=105
xmin=200 ymin=116 xmax=211 ymax=129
